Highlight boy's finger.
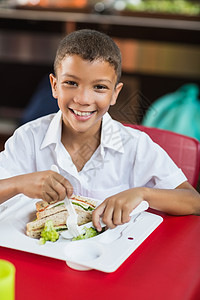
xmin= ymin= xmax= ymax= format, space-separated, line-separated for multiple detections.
xmin=42 ymin=187 xmax=59 ymax=203
xmin=121 ymin=210 xmax=131 ymax=224
xmin=92 ymin=203 xmax=106 ymax=232
xmin=101 ymin=200 xmax=117 ymax=229
xmin=53 ymin=173 xmax=73 ymax=198
xmin=50 ymin=181 xmax=67 ymax=201
xmin=112 ymin=206 xmax=123 ymax=225
xmin=59 ymin=176 xmax=73 ymax=197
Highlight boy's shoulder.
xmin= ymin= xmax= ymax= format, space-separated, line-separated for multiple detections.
xmin=22 ymin=113 xmax=57 ymax=127
xmin=102 ymin=114 xmax=145 ymax=152
xmin=21 ymin=113 xmax=58 ymax=131
xmin=106 ymin=115 xmax=143 ymax=139
xmin=12 ymin=112 xmax=61 ymax=146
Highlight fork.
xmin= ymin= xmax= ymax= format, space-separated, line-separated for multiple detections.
xmin=65 ymin=196 xmax=81 ymax=237
xmin=50 ymin=164 xmax=81 ymax=237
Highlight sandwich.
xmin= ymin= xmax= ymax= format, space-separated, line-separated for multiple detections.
xmin=26 ymin=195 xmax=97 ymax=239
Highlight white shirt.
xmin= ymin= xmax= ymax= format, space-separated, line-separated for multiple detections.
xmin=0 ymin=111 xmax=187 ymax=200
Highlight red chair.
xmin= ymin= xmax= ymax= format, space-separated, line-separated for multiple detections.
xmin=123 ymin=124 xmax=200 ymax=189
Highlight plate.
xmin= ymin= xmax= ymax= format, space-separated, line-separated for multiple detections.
xmin=0 ymin=195 xmax=101 ymax=260
xmin=0 ymin=195 xmax=163 ymax=272
xmin=64 ymin=211 xmax=163 ymax=272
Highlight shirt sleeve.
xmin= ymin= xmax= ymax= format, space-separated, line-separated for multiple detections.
xmin=0 ymin=126 xmax=36 ymax=179
xmin=132 ymin=132 xmax=187 ymax=189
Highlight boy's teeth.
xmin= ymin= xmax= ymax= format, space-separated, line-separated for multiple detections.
xmin=73 ymin=109 xmax=92 ymax=116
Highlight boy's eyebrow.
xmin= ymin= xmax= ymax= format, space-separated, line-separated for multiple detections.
xmin=61 ymin=73 xmax=79 ymax=79
xmin=61 ymin=73 xmax=113 ymax=84
xmin=91 ymin=79 xmax=112 ymax=84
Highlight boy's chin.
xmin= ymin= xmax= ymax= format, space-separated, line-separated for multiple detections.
xmin=70 ymin=118 xmax=102 ymax=134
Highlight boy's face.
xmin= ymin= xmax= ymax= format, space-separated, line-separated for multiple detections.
xmin=50 ymin=55 xmax=123 ymax=134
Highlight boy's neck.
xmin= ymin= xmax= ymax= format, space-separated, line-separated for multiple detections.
xmin=61 ymin=121 xmax=101 ymax=172
xmin=62 ymin=121 xmax=101 ymax=147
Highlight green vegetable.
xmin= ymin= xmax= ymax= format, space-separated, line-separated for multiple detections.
xmin=72 ymin=226 xmax=103 ymax=241
xmin=48 ymin=201 xmax=94 ymax=211
xmin=39 ymin=220 xmax=59 ymax=245
xmin=53 ymin=202 xmax=64 ymax=207
xmin=55 ymin=226 xmax=67 ymax=232
xmin=72 ymin=201 xmax=95 ymax=211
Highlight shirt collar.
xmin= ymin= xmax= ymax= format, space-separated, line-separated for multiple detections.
xmin=40 ymin=110 xmax=124 ymax=154
xmin=40 ymin=110 xmax=62 ymax=149
xmin=101 ymin=113 xmax=124 ymax=154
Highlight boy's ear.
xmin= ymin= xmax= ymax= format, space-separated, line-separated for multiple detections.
xmin=49 ymin=73 xmax=58 ymax=99
xmin=110 ymin=82 xmax=123 ymax=106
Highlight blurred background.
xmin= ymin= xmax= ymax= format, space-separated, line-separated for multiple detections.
xmin=0 ymin=0 xmax=200 ymax=151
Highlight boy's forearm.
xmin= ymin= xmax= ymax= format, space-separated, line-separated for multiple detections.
xmin=142 ymin=183 xmax=200 ymax=216
xmin=0 ymin=176 xmax=21 ymax=204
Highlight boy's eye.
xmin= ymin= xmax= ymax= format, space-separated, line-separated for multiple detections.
xmin=94 ymin=84 xmax=108 ymax=90
xmin=64 ymin=81 xmax=78 ymax=86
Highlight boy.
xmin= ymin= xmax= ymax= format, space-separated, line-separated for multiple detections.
xmin=0 ymin=29 xmax=199 ymax=231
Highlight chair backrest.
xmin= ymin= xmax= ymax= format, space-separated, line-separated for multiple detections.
xmin=123 ymin=124 xmax=200 ymax=188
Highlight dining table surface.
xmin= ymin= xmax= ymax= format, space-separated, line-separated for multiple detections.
xmin=0 ymin=209 xmax=200 ymax=300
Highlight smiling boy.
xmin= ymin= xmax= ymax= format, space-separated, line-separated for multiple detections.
xmin=0 ymin=29 xmax=200 ymax=230
xmin=50 ymin=53 xmax=122 ymax=172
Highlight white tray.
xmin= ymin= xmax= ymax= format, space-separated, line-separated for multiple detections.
xmin=0 ymin=195 xmax=163 ymax=273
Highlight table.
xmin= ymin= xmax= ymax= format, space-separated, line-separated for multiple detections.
xmin=0 ymin=212 xmax=200 ymax=300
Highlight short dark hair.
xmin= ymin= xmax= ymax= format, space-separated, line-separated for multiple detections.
xmin=54 ymin=29 xmax=121 ymax=83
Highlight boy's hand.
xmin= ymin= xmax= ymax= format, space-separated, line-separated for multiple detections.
xmin=18 ymin=171 xmax=73 ymax=203
xmin=92 ymin=188 xmax=144 ymax=231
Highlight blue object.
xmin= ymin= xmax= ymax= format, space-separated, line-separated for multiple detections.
xmin=142 ymin=84 xmax=200 ymax=141
xmin=21 ymin=75 xmax=59 ymax=124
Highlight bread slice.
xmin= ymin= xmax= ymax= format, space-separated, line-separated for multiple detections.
xmin=36 ymin=195 xmax=96 ymax=213
xmin=35 ymin=195 xmax=96 ymax=220
xmin=26 ymin=229 xmax=41 ymax=239
xmin=36 ymin=203 xmax=66 ymax=219
xmin=35 ymin=200 xmax=49 ymax=212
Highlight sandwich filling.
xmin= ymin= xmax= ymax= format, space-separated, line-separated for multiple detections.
xmin=40 ymin=195 xmax=96 ymax=212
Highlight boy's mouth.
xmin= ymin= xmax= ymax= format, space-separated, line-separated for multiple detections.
xmin=69 ymin=108 xmax=96 ymax=117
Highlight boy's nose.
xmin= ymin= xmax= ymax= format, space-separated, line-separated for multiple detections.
xmin=73 ymin=88 xmax=93 ymax=105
